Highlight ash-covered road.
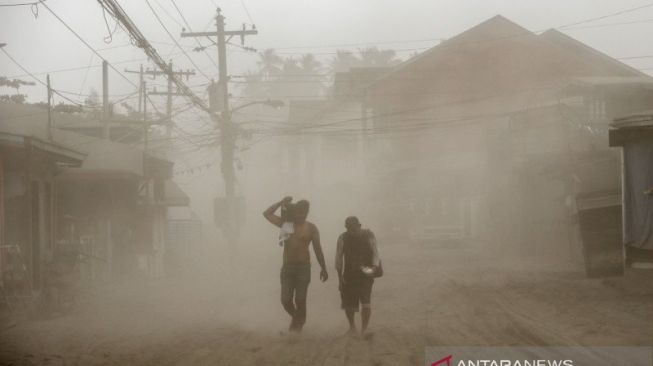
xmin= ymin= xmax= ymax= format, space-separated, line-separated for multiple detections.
xmin=1 ymin=246 xmax=651 ymax=366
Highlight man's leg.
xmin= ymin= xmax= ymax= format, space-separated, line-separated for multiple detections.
xmin=292 ymin=265 xmax=311 ymax=332
xmin=280 ymin=268 xmax=296 ymax=322
xmin=361 ymin=305 xmax=371 ymax=333
xmin=360 ymin=279 xmax=374 ymax=334
xmin=341 ymin=279 xmax=358 ymax=334
xmin=345 ymin=308 xmax=357 ymax=333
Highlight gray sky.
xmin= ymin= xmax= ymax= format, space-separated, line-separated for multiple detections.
xmin=2 ymin=0 xmax=653 ymax=105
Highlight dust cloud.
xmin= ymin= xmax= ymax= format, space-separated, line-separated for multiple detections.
xmin=2 ymin=2 xmax=653 ymax=366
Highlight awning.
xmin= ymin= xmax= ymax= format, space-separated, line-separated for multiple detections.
xmin=56 ymin=168 xmax=140 ymax=181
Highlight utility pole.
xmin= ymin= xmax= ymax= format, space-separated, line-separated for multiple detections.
xmin=181 ymin=8 xmax=257 ymax=253
xmin=102 ymin=60 xmax=109 ymax=139
xmin=46 ymin=74 xmax=53 ymax=141
xmin=142 ymin=80 xmax=150 ymax=201
xmin=131 ymin=64 xmax=144 ymax=113
xmin=166 ymin=61 xmax=173 ymax=137
xmin=126 ymin=63 xmax=195 ymax=138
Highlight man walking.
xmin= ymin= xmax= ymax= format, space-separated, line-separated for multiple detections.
xmin=263 ymin=197 xmax=328 ymax=333
xmin=335 ymin=216 xmax=380 ymax=336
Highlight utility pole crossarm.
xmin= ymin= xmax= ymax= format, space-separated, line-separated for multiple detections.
xmin=181 ymin=30 xmax=258 ymax=38
xmin=125 ymin=69 xmax=196 ymax=78
xmin=148 ymin=91 xmax=188 ymax=96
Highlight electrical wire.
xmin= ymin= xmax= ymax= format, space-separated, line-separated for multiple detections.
xmin=0 ymin=0 xmax=42 ymax=6
xmin=144 ymin=0 xmax=212 ymax=80
xmin=240 ymin=0 xmax=254 ymax=25
xmin=168 ymin=0 xmax=220 ymax=70
xmin=557 ymin=1 xmax=653 ymax=30
xmin=39 ymin=1 xmax=138 ymax=89
xmin=1 ymin=47 xmax=86 ymax=106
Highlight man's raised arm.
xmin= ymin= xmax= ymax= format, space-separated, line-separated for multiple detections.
xmin=263 ymin=197 xmax=291 ymax=228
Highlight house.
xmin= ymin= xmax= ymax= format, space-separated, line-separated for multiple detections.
xmin=280 ymin=68 xmax=391 ymax=235
xmin=284 ymin=15 xmax=653 ymax=260
xmin=0 ymin=103 xmax=85 ymax=293
xmin=0 ymin=102 xmax=191 ymax=293
xmin=609 ymin=110 xmax=653 ymax=267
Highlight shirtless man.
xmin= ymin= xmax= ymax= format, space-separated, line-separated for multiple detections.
xmin=263 ymin=197 xmax=328 ymax=332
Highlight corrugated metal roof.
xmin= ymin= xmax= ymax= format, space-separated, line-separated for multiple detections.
xmin=613 ymin=110 xmax=653 ymax=128
xmin=0 ymin=102 xmax=170 ymax=176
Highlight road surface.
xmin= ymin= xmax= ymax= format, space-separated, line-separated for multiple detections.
xmin=1 ymin=245 xmax=651 ymax=365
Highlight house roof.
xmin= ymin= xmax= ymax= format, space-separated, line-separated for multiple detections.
xmin=365 ymin=15 xmax=647 ymax=98
xmin=612 ymin=109 xmax=653 ymax=128
xmin=0 ymin=103 xmax=86 ymax=163
xmin=333 ymin=67 xmax=393 ymax=101
xmin=539 ymin=29 xmax=645 ymax=77
xmin=366 ymin=15 xmax=538 ymax=88
xmin=558 ymin=76 xmax=653 ymax=96
xmin=0 ymin=102 xmax=171 ymax=177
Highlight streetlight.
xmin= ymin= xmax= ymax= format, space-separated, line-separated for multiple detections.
xmin=230 ymin=99 xmax=284 ymax=113
xmin=215 ymin=98 xmax=284 ymax=253
xmin=0 ymin=43 xmax=6 ymax=48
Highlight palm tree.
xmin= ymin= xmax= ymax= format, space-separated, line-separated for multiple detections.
xmin=238 ymin=70 xmax=266 ymax=98
xmin=329 ymin=50 xmax=360 ymax=73
xmin=299 ymin=53 xmax=322 ymax=74
xmin=257 ymin=49 xmax=282 ymax=77
xmin=357 ymin=47 xmax=401 ymax=67
xmin=281 ymin=57 xmax=301 ymax=76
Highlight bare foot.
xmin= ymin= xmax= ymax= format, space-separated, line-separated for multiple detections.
xmin=362 ymin=331 xmax=374 ymax=341
xmin=287 ymin=331 xmax=301 ymax=344
xmin=343 ymin=327 xmax=358 ymax=337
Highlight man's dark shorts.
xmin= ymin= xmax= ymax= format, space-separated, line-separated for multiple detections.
xmin=340 ymin=276 xmax=373 ymax=312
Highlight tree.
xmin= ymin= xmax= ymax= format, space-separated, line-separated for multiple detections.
xmin=329 ymin=50 xmax=360 ymax=73
xmin=357 ymin=47 xmax=401 ymax=67
xmin=240 ymin=51 xmax=326 ymax=100
xmin=329 ymin=47 xmax=402 ymax=74
xmin=0 ymin=76 xmax=35 ymax=90
xmin=0 ymin=75 xmax=34 ymax=104
xmin=84 ymin=88 xmax=100 ymax=109
xmin=257 ymin=49 xmax=283 ymax=77
xmin=299 ymin=53 xmax=322 ymax=74
xmin=0 ymin=94 xmax=26 ymax=104
xmin=281 ymin=57 xmax=301 ymax=76
xmin=239 ymin=70 xmax=266 ymax=99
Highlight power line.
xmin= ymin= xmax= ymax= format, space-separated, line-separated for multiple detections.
xmin=0 ymin=0 xmax=43 ymax=6
xmin=240 ymin=0 xmax=255 ymax=25
xmin=6 ymin=50 xmax=188 ymax=79
xmin=7 ymin=16 xmax=653 ymax=80
xmin=152 ymin=0 xmax=184 ymax=29
xmin=168 ymin=0 xmax=220 ymax=70
xmin=97 ymin=0 xmax=215 ymax=116
xmin=39 ymin=1 xmax=137 ymax=89
xmin=36 ymin=1 xmax=171 ymax=115
xmin=243 ymin=5 xmax=653 ymax=56
xmin=1 ymin=47 xmax=86 ymax=106
xmin=144 ymin=0 xmax=212 ymax=80
xmin=557 ymin=1 xmax=653 ymax=30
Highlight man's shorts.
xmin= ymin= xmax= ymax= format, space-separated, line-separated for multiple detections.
xmin=340 ymin=276 xmax=373 ymax=312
